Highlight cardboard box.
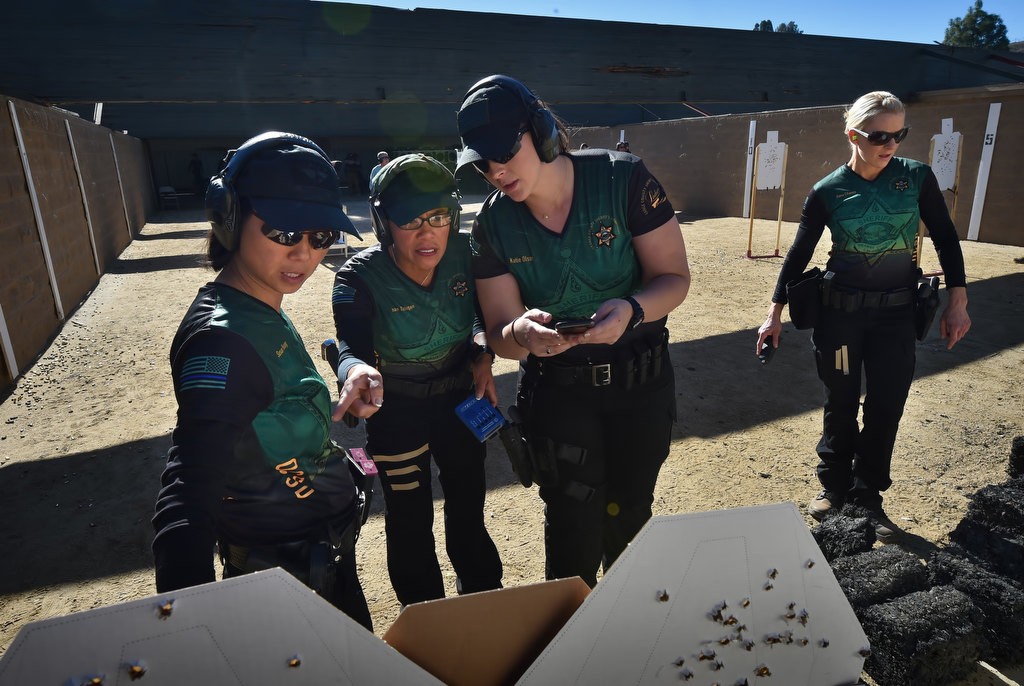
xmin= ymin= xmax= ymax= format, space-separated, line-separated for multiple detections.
xmin=383 ymin=577 xmax=590 ymax=686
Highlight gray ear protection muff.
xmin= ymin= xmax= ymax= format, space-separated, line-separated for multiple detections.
xmin=462 ymin=75 xmax=561 ymax=164
xmin=368 ymin=154 xmax=461 ymax=247
xmin=205 ymin=131 xmax=333 ymax=251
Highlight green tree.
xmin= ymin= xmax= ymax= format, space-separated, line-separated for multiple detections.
xmin=944 ymin=0 xmax=1010 ymax=50
xmin=753 ymin=19 xmax=803 ymax=34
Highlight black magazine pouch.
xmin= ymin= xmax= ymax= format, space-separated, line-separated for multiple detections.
xmin=785 ymin=267 xmax=823 ymax=330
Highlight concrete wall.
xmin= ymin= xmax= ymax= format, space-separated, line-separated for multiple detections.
xmin=0 ymin=95 xmax=153 ymax=392
xmin=579 ymin=85 xmax=1024 ymax=247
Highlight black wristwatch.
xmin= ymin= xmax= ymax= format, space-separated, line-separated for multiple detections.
xmin=625 ymin=296 xmax=645 ymax=329
xmin=471 ymin=341 xmax=495 ymax=364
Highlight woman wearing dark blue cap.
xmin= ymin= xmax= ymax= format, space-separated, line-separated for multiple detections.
xmin=152 ymin=132 xmax=373 ymax=630
xmin=329 ymin=153 xmax=503 ymax=606
xmin=456 ymin=75 xmax=691 ymax=587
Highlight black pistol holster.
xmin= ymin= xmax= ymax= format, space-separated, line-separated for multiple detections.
xmin=915 ymin=276 xmax=941 ymax=341
xmin=500 ymin=405 xmax=535 ymax=487
xmin=785 ymin=267 xmax=823 ymax=329
xmin=220 ymin=512 xmax=357 ymax=600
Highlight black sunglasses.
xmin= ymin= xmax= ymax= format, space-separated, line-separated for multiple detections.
xmin=260 ymin=224 xmax=339 ymax=250
xmin=473 ymin=128 xmax=529 ymax=174
xmin=850 ymin=126 xmax=910 ymax=146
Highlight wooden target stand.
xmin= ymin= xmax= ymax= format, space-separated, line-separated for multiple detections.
xmin=916 ymin=120 xmax=962 ymax=278
xmin=746 ymin=134 xmax=788 ymax=259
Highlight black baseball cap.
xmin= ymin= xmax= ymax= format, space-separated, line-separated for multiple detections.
xmin=456 ymin=81 xmax=529 ymax=173
xmin=235 ymin=143 xmax=359 ymax=237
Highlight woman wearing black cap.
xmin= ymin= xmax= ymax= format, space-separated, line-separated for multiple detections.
xmin=152 ymin=132 xmax=373 ymax=630
xmin=329 ymin=154 xmax=503 ymax=606
xmin=456 ymin=75 xmax=690 ymax=587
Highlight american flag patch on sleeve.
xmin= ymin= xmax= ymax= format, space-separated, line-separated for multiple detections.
xmin=331 ymin=283 xmax=356 ymax=305
xmin=180 ymin=355 xmax=231 ymax=391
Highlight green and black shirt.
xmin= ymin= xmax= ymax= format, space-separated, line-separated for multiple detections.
xmin=332 ymin=232 xmax=482 ymax=382
xmin=773 ymin=157 xmax=967 ymax=302
xmin=154 ymin=283 xmax=357 ymax=591
xmin=472 ymin=150 xmax=677 ymax=361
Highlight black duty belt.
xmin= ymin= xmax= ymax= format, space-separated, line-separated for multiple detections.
xmin=383 ymin=369 xmax=472 ymax=399
xmin=526 ymin=337 xmax=668 ymax=389
xmin=824 ymin=286 xmax=914 ymax=312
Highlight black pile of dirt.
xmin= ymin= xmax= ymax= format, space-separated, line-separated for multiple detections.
xmin=949 ymin=480 xmax=1024 ymax=581
xmin=810 ymin=511 xmax=875 ymax=562
xmin=830 ymin=546 xmax=929 ymax=611
xmin=928 ymin=550 xmax=1024 ymax=663
xmin=820 ymin=437 xmax=1024 ymax=685
xmin=858 ymin=586 xmax=988 ymax=686
xmin=1008 ymin=435 xmax=1024 ymax=479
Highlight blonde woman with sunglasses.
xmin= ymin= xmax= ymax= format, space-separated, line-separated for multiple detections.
xmin=756 ymin=92 xmax=971 ymax=541
xmin=153 ymin=132 xmax=373 ymax=630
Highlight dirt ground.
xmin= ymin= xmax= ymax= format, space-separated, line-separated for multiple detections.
xmin=1 ymin=198 xmax=1022 ymax=684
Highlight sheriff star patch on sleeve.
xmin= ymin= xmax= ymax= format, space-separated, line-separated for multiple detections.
xmin=640 ymin=178 xmax=668 ymax=216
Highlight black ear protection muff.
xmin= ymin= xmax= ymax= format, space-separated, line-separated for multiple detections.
xmin=462 ymin=75 xmax=561 ymax=164
xmin=205 ymin=131 xmax=333 ymax=251
xmin=369 ymin=154 xmax=461 ymax=247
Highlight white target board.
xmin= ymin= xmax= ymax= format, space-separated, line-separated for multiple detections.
xmin=0 ymin=568 xmax=443 ymax=686
xmin=519 ymin=503 xmax=868 ymax=686
xmin=931 ymin=118 xmax=961 ymax=192
xmin=756 ymin=131 xmax=786 ymax=190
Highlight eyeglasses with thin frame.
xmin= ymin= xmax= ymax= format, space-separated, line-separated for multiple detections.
xmin=850 ymin=126 xmax=910 ymax=146
xmin=260 ymin=223 xmax=340 ymax=250
xmin=397 ymin=210 xmax=453 ymax=231
xmin=473 ymin=127 xmax=530 ymax=174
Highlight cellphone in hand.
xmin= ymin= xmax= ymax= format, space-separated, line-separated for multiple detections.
xmin=553 ymin=317 xmax=595 ymax=335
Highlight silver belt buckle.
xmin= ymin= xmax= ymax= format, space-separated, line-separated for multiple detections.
xmin=591 ymin=363 xmax=612 ymax=386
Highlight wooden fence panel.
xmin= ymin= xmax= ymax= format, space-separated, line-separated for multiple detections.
xmin=0 ymin=95 xmax=152 ymax=393
xmin=16 ymin=100 xmax=99 ymax=319
xmin=0 ymin=97 xmax=62 ymax=387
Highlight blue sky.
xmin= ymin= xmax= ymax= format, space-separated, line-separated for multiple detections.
xmin=360 ymin=0 xmax=1023 ymax=44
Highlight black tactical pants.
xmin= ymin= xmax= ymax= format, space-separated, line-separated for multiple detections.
xmin=812 ymin=302 xmax=916 ymax=507
xmin=520 ymin=351 xmax=676 ymax=587
xmin=365 ymin=389 xmax=503 ymax=606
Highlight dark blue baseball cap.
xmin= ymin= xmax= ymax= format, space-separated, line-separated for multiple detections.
xmin=235 ymin=143 xmax=359 ymax=237
xmin=456 ymin=82 xmax=529 ymax=173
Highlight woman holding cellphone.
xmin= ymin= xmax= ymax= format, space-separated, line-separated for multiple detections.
xmin=456 ymin=74 xmax=691 ymax=586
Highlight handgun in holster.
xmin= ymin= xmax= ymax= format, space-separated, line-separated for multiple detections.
xmin=499 ymin=405 xmax=535 ymax=488
xmin=914 ymin=276 xmax=941 ymax=341
xmin=321 ymin=338 xmax=359 ymax=428
xmin=345 ymin=447 xmax=377 ymax=527
xmin=309 ymin=449 xmax=375 ymax=597
xmin=820 ymin=270 xmax=836 ymax=305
